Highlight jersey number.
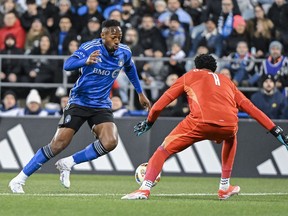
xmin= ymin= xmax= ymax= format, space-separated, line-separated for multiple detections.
xmin=208 ymin=72 xmax=220 ymax=86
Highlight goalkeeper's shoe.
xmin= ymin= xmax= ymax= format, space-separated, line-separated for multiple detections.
xmin=9 ymin=178 xmax=25 ymax=194
xmin=121 ymin=189 xmax=150 ymax=200
xmin=218 ymin=185 xmax=240 ymax=200
xmin=55 ymin=158 xmax=72 ymax=189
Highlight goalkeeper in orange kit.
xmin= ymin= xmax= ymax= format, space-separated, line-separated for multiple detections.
xmin=122 ymin=54 xmax=288 ymax=200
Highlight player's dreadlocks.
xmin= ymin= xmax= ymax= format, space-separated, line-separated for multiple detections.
xmin=102 ymin=19 xmax=121 ymax=28
xmin=194 ymin=54 xmax=217 ymax=72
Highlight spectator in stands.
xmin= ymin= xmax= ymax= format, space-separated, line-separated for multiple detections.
xmin=158 ymin=73 xmax=188 ymax=117
xmin=185 ymin=45 xmax=211 ymax=70
xmin=162 ymin=13 xmax=186 ymax=52
xmin=163 ymin=42 xmax=186 ymax=77
xmin=23 ymin=35 xmax=59 ymax=98
xmin=183 ymin=0 xmax=204 ymax=27
xmin=108 ymin=8 xmax=131 ymax=36
xmin=24 ymin=18 xmax=50 ymax=53
xmin=158 ymin=0 xmax=192 ymax=32
xmin=267 ymin=0 xmax=286 ymax=39
xmin=246 ymin=4 xmax=274 ymax=39
xmin=202 ymin=0 xmax=240 ymax=22
xmin=40 ymin=0 xmax=59 ymax=30
xmin=0 ymin=34 xmax=24 ymax=85
xmin=158 ymin=73 xmax=179 ymax=96
xmin=48 ymin=0 xmax=74 ymax=33
xmin=279 ymin=2 xmax=288 ymax=55
xmin=20 ymin=0 xmax=45 ymax=32
xmin=121 ymin=1 xmax=140 ymax=28
xmin=111 ymin=95 xmax=128 ymax=118
xmin=154 ymin=0 xmax=167 ymax=21
xmin=250 ymin=18 xmax=274 ymax=59
xmin=219 ymin=67 xmax=232 ymax=79
xmin=138 ymin=14 xmax=167 ymax=101
xmin=222 ymin=15 xmax=250 ymax=56
xmin=80 ymin=16 xmax=101 ymax=43
xmin=54 ymin=95 xmax=69 ymax=116
xmin=0 ymin=0 xmax=19 ymax=28
xmin=0 ymin=90 xmax=20 ymax=116
xmin=251 ymin=74 xmax=286 ymax=119
xmin=64 ymin=39 xmax=80 ymax=84
xmin=255 ymin=41 xmax=288 ymax=92
xmin=51 ymin=15 xmax=78 ymax=55
xmin=189 ymin=18 xmax=222 ymax=57
xmin=224 ymin=41 xmax=256 ymax=87
xmin=0 ymin=11 xmax=26 ymax=49
xmin=217 ymin=0 xmax=240 ymax=40
xmin=236 ymin=0 xmax=254 ymax=19
xmin=18 ymin=89 xmax=49 ymax=116
xmin=78 ymin=0 xmax=104 ymax=33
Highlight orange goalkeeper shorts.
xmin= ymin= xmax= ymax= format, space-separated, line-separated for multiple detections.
xmin=162 ymin=117 xmax=238 ymax=154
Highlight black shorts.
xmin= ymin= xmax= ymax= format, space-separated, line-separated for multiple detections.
xmin=58 ymin=104 xmax=114 ymax=132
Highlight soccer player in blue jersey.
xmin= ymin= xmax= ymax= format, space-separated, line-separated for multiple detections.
xmin=9 ymin=20 xmax=151 ymax=193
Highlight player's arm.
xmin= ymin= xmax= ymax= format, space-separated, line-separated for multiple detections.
xmin=235 ymin=88 xmax=288 ymax=149
xmin=124 ymin=56 xmax=151 ymax=110
xmin=64 ymin=49 xmax=100 ymax=71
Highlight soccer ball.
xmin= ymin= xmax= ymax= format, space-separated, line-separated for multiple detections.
xmin=135 ymin=162 xmax=161 ymax=187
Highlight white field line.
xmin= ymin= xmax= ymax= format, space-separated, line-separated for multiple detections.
xmin=0 ymin=192 xmax=288 ymax=197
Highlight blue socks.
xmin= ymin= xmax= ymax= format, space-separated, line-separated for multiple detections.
xmin=72 ymin=140 xmax=108 ymax=164
xmin=23 ymin=144 xmax=54 ymax=176
xmin=22 ymin=141 xmax=108 ymax=176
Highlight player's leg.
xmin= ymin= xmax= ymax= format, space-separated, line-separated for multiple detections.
xmin=56 ymin=109 xmax=117 ymax=188
xmin=218 ymin=135 xmax=240 ymax=200
xmin=122 ymin=119 xmax=201 ymax=200
xmin=9 ymin=127 xmax=76 ymax=193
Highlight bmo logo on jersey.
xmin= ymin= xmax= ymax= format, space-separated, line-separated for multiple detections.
xmin=93 ymin=68 xmax=111 ymax=76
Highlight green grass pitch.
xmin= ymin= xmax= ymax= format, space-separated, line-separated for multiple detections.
xmin=0 ymin=173 xmax=288 ymax=216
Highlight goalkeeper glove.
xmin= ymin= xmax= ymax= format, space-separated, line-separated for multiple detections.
xmin=270 ymin=126 xmax=288 ymax=150
xmin=134 ymin=119 xmax=153 ymax=136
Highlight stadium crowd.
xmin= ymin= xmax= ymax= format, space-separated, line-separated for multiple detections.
xmin=1 ymin=0 xmax=288 ymax=119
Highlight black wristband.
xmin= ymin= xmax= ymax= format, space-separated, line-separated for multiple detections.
xmin=270 ymin=126 xmax=283 ymax=137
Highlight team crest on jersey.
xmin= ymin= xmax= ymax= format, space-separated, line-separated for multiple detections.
xmin=118 ymin=59 xmax=124 ymax=67
xmin=112 ymin=69 xmax=121 ymax=78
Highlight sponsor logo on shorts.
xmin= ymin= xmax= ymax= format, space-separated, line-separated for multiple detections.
xmin=65 ymin=115 xmax=71 ymax=123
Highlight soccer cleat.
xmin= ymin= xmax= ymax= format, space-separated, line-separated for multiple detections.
xmin=121 ymin=189 xmax=150 ymax=200
xmin=218 ymin=185 xmax=240 ymax=200
xmin=9 ymin=178 xmax=25 ymax=194
xmin=55 ymin=159 xmax=72 ymax=189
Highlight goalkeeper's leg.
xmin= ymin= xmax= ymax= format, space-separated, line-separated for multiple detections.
xmin=218 ymin=136 xmax=240 ymax=200
xmin=122 ymin=119 xmax=198 ymax=200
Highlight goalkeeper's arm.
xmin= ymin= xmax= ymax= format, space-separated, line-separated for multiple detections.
xmin=235 ymin=89 xmax=288 ymax=149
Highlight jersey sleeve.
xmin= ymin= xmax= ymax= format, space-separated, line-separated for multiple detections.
xmin=234 ymin=87 xmax=275 ymax=130
xmin=148 ymin=75 xmax=185 ymax=123
xmin=63 ymin=47 xmax=88 ymax=71
xmin=123 ymin=49 xmax=143 ymax=93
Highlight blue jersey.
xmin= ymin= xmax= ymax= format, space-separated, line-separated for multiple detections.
xmin=63 ymin=38 xmax=142 ymax=108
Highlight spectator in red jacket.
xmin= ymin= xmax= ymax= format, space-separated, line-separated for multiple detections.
xmin=0 ymin=11 xmax=26 ymax=49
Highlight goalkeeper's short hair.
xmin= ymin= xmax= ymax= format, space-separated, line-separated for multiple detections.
xmin=194 ymin=54 xmax=217 ymax=72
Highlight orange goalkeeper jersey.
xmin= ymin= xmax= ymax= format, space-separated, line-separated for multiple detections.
xmin=148 ymin=69 xmax=275 ymax=130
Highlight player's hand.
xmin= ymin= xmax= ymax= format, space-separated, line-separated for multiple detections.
xmin=270 ymin=126 xmax=288 ymax=150
xmin=138 ymin=93 xmax=151 ymax=111
xmin=86 ymin=50 xmax=101 ymax=65
xmin=134 ymin=119 xmax=153 ymax=136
